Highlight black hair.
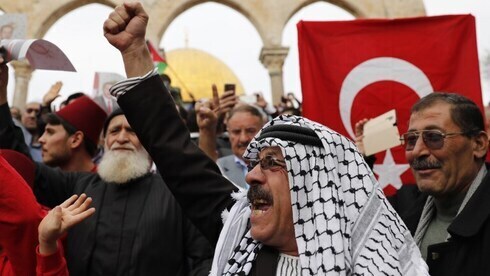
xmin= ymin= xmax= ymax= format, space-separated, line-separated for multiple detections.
xmin=411 ymin=92 xmax=484 ymax=135
xmin=45 ymin=113 xmax=98 ymax=157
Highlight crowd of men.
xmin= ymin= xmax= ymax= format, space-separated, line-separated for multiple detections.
xmin=0 ymin=2 xmax=489 ymax=276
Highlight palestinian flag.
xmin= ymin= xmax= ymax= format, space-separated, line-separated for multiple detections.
xmin=146 ymin=40 xmax=167 ymax=74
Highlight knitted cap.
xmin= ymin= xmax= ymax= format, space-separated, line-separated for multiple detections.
xmin=56 ymin=95 xmax=107 ymax=145
xmin=0 ymin=149 xmax=35 ymax=188
xmin=103 ymin=108 xmax=125 ymax=136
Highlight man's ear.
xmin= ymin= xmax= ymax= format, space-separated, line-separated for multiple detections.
xmin=473 ymin=131 xmax=489 ymax=159
xmin=69 ymin=131 xmax=85 ymax=149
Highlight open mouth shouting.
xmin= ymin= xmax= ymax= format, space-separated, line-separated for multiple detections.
xmin=248 ymin=185 xmax=273 ymax=218
xmin=251 ymin=198 xmax=271 ymax=215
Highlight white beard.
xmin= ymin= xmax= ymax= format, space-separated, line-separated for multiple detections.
xmin=97 ymin=143 xmax=152 ymax=184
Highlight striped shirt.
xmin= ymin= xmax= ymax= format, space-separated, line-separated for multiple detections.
xmin=109 ymin=68 xmax=158 ymax=99
xmin=276 ymin=253 xmax=300 ymax=276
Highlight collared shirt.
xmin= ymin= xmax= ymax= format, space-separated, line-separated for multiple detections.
xmin=457 ymin=163 xmax=487 ymax=214
xmin=234 ymin=155 xmax=248 ymax=177
xmin=416 ymin=163 xmax=488 ymax=257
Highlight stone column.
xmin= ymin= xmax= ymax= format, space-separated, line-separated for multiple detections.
xmin=260 ymin=46 xmax=289 ymax=104
xmin=10 ymin=60 xmax=33 ymax=110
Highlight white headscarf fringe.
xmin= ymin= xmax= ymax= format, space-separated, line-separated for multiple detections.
xmin=210 ymin=115 xmax=428 ymax=275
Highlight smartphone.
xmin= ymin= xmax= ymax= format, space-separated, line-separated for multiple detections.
xmin=224 ymin=84 xmax=236 ymax=94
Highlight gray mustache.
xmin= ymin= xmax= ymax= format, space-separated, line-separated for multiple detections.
xmin=410 ymin=158 xmax=442 ymax=170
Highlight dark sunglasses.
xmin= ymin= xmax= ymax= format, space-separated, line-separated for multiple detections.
xmin=247 ymin=155 xmax=286 ymax=172
xmin=400 ymin=129 xmax=471 ymax=151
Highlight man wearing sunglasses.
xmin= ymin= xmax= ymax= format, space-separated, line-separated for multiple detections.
xmin=397 ymin=92 xmax=490 ymax=275
xmin=103 ymin=3 xmax=428 ymax=275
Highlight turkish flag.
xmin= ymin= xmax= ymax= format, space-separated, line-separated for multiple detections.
xmin=298 ymin=15 xmax=482 ymax=195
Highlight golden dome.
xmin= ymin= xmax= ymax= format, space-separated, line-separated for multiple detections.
xmin=165 ymin=48 xmax=245 ymax=102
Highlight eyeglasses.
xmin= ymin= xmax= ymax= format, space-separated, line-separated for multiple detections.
xmin=247 ymin=155 xmax=286 ymax=172
xmin=400 ymin=129 xmax=470 ymax=151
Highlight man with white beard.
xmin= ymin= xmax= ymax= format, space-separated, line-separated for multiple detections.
xmin=26 ymin=108 xmax=214 ymax=276
xmin=97 ymin=109 xmax=152 ymax=183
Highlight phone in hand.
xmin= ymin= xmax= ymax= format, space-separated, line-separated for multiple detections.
xmin=224 ymin=83 xmax=236 ymax=94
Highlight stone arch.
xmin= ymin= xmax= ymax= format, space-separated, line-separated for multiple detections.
xmin=285 ymin=0 xmax=360 ymax=27
xmin=33 ymin=0 xmax=115 ymax=38
xmin=146 ymin=0 xmax=266 ymax=47
xmin=0 ymin=0 xmax=427 ymax=107
xmin=280 ymin=1 xmax=356 ymax=99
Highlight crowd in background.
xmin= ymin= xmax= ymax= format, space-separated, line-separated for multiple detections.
xmin=1 ymin=2 xmax=490 ymax=276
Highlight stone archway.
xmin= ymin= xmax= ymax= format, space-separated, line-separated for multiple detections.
xmin=0 ymin=0 xmax=426 ymax=106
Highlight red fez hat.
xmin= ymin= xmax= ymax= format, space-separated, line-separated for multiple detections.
xmin=0 ymin=149 xmax=36 ymax=189
xmin=56 ymin=95 xmax=107 ymax=145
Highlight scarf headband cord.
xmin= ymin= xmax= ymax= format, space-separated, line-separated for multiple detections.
xmin=257 ymin=124 xmax=323 ymax=148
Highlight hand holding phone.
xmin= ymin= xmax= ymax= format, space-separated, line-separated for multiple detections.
xmin=220 ymin=83 xmax=238 ymax=116
xmin=224 ymin=83 xmax=235 ymax=94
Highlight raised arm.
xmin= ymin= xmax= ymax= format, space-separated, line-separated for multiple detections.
xmin=103 ymin=2 xmax=153 ymax=78
xmin=0 ymin=57 xmax=33 ymax=159
xmin=196 ymin=85 xmax=220 ymax=162
xmin=103 ymin=3 xmax=237 ymax=245
xmin=0 ymin=57 xmax=8 ymax=106
xmin=354 ymin=118 xmax=376 ymax=169
xmin=36 ymin=194 xmax=95 ymax=276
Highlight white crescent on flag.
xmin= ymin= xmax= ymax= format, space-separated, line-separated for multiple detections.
xmin=339 ymin=57 xmax=433 ymax=139
xmin=338 ymin=57 xmax=433 ymax=189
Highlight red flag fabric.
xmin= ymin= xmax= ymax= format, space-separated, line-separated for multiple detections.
xmin=146 ymin=40 xmax=167 ymax=73
xmin=298 ymin=15 xmax=482 ymax=195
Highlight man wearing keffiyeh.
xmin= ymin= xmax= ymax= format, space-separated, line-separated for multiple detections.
xmin=103 ymin=3 xmax=428 ymax=275
xmin=210 ymin=116 xmax=428 ymax=275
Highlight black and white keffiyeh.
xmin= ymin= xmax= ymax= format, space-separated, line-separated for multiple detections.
xmin=210 ymin=115 xmax=428 ymax=275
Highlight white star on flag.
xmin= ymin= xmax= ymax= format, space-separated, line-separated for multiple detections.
xmin=373 ymin=149 xmax=410 ymax=189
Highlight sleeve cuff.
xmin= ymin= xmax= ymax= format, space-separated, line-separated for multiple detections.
xmin=109 ymin=68 xmax=159 ymax=99
xmin=36 ymin=242 xmax=67 ymax=274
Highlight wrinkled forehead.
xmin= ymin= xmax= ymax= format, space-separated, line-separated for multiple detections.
xmin=408 ymin=103 xmax=454 ymax=131
xmin=107 ymin=114 xmax=129 ymax=129
xmin=24 ymin=102 xmax=40 ymax=110
xmin=258 ymin=146 xmax=283 ymax=159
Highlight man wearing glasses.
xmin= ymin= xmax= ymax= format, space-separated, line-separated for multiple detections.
xmin=398 ymin=92 xmax=490 ymax=275
xmin=103 ymin=3 xmax=428 ymax=275
xmin=17 ymin=102 xmax=43 ymax=162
